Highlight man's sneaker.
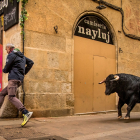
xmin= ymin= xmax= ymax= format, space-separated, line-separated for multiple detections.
xmin=21 ymin=112 xmax=33 ymax=127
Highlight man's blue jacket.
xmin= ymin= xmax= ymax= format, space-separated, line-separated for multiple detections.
xmin=3 ymin=50 xmax=34 ymax=82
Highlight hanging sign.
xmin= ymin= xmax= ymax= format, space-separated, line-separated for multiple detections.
xmin=74 ymin=16 xmax=113 ymax=44
xmin=0 ymin=0 xmax=8 ymax=16
xmin=4 ymin=0 xmax=19 ymax=31
xmin=0 ymin=44 xmax=2 ymax=92
xmin=0 ymin=0 xmax=19 ymax=31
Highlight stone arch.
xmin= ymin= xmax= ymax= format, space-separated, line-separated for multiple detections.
xmin=73 ymin=11 xmax=118 ymax=46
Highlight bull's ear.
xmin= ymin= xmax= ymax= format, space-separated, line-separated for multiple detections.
xmin=99 ymin=79 xmax=106 ymax=84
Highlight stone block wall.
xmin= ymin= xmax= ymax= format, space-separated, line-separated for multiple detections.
xmin=23 ymin=0 xmax=75 ymax=117
xmin=118 ymin=0 xmax=140 ymax=112
xmin=118 ymin=0 xmax=140 ymax=76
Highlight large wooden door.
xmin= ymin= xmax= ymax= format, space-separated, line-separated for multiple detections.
xmin=74 ymin=36 xmax=116 ymax=113
xmin=74 ymin=52 xmax=94 ymax=113
xmin=93 ymin=56 xmax=116 ymax=112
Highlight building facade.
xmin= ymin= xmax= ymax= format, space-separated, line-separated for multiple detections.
xmin=0 ymin=0 xmax=140 ymax=117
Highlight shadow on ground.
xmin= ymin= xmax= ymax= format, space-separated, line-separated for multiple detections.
xmin=0 ymin=125 xmax=45 ymax=140
xmin=29 ymin=136 xmax=68 ymax=140
xmin=97 ymin=118 xmax=140 ymax=123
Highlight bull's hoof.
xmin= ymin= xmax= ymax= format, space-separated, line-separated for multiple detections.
xmin=118 ymin=116 xmax=122 ymax=119
xmin=124 ymin=117 xmax=130 ymax=119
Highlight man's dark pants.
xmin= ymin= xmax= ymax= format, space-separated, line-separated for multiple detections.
xmin=0 ymin=80 xmax=25 ymax=112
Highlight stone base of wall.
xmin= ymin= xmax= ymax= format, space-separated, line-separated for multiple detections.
xmin=0 ymin=96 xmax=18 ymax=118
xmin=0 ymin=91 xmax=74 ymax=118
xmin=18 ymin=93 xmax=74 ymax=118
xmin=30 ymin=108 xmax=74 ymax=117
xmin=18 ymin=108 xmax=74 ymax=118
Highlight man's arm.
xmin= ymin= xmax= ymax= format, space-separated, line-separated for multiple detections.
xmin=3 ymin=54 xmax=17 ymax=73
xmin=25 ymin=57 xmax=34 ymax=75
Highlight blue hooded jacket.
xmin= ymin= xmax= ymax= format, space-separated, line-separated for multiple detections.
xmin=3 ymin=49 xmax=34 ymax=82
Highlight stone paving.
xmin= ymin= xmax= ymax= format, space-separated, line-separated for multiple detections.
xmin=1 ymin=112 xmax=140 ymax=140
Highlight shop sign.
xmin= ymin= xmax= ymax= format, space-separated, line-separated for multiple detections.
xmin=0 ymin=44 xmax=2 ymax=92
xmin=0 ymin=0 xmax=8 ymax=15
xmin=0 ymin=0 xmax=19 ymax=31
xmin=74 ymin=16 xmax=113 ymax=44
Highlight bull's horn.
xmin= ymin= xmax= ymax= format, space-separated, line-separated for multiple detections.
xmin=110 ymin=75 xmax=119 ymax=81
xmin=99 ymin=79 xmax=106 ymax=84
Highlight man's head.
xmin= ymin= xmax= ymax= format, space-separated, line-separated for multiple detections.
xmin=5 ymin=43 xmax=15 ymax=54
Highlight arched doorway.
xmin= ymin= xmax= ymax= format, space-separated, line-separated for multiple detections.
xmin=74 ymin=15 xmax=116 ymax=113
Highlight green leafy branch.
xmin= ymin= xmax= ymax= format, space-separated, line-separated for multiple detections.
xmin=17 ymin=0 xmax=28 ymax=35
xmin=10 ymin=0 xmax=13 ymax=4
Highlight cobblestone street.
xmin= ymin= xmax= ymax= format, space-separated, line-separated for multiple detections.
xmin=1 ymin=112 xmax=140 ymax=140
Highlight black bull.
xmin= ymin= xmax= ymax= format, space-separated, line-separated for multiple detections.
xmin=99 ymin=73 xmax=140 ymax=119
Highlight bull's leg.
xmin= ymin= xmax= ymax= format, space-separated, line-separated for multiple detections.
xmin=124 ymin=96 xmax=137 ymax=119
xmin=118 ymin=98 xmax=124 ymax=119
xmin=124 ymin=104 xmax=136 ymax=119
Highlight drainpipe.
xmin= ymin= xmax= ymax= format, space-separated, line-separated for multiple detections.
xmin=22 ymin=20 xmax=25 ymax=105
xmin=17 ymin=21 xmax=25 ymax=118
xmin=17 ymin=22 xmax=25 ymax=118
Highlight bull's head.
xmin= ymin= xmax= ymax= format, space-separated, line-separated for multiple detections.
xmin=99 ymin=74 xmax=119 ymax=95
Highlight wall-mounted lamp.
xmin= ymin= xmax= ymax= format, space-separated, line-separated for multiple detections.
xmin=54 ymin=25 xmax=58 ymax=34
xmin=96 ymin=0 xmax=106 ymax=10
xmin=119 ymin=48 xmax=123 ymax=53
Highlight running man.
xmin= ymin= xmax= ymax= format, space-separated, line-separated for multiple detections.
xmin=0 ymin=43 xmax=34 ymax=127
